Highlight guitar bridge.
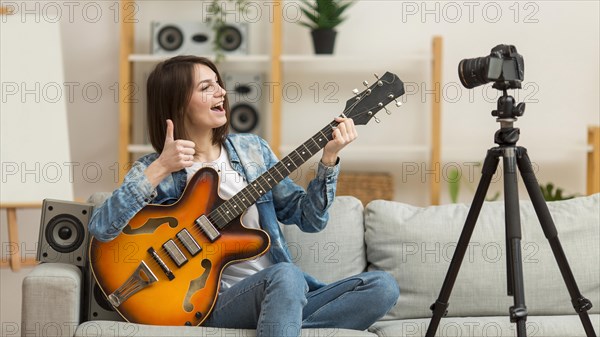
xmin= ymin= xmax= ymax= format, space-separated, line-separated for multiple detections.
xmin=108 ymin=261 xmax=158 ymax=307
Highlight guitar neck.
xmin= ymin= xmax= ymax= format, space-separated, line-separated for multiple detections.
xmin=206 ymin=71 xmax=406 ymax=229
xmin=208 ymin=120 xmax=339 ymax=229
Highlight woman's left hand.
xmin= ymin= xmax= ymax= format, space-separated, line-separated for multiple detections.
xmin=321 ymin=117 xmax=358 ymax=166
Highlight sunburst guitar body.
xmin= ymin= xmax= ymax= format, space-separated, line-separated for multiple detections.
xmin=89 ymin=168 xmax=270 ymax=326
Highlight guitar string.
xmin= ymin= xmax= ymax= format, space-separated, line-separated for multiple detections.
xmin=203 ymin=81 xmax=399 ymax=229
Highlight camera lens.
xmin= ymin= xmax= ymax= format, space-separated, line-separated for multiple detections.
xmin=458 ymin=56 xmax=490 ymax=89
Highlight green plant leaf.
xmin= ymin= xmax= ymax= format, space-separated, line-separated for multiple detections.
xmin=335 ymin=2 xmax=354 ymax=17
xmin=448 ymin=168 xmax=460 ymax=203
xmin=297 ymin=0 xmax=354 ymax=30
xmin=539 ymin=182 xmax=577 ymax=201
xmin=486 ymin=191 xmax=501 ymax=202
xmin=299 ymin=8 xmax=319 ymax=26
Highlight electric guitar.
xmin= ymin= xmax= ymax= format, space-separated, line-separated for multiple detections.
xmin=89 ymin=72 xmax=405 ymax=326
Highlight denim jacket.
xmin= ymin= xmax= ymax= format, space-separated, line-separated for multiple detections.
xmin=89 ymin=133 xmax=340 ymax=290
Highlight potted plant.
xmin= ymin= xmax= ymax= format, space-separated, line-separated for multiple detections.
xmin=539 ymin=182 xmax=577 ymax=201
xmin=298 ymin=0 xmax=354 ymax=54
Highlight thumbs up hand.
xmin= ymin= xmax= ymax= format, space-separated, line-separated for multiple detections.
xmin=156 ymin=119 xmax=196 ymax=173
xmin=143 ymin=120 xmax=196 ymax=188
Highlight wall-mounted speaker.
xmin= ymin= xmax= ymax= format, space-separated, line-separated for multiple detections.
xmin=151 ymin=21 xmax=248 ymax=55
xmin=223 ymin=73 xmax=265 ymax=136
xmin=84 ymin=266 xmax=125 ymax=322
xmin=37 ymin=199 xmax=93 ymax=267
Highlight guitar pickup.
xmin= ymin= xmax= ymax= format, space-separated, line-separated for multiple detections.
xmin=163 ymin=240 xmax=188 ymax=267
xmin=177 ymin=229 xmax=202 ymax=256
xmin=195 ymin=215 xmax=221 ymax=242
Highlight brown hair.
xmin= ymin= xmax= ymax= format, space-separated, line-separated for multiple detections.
xmin=146 ymin=55 xmax=230 ymax=153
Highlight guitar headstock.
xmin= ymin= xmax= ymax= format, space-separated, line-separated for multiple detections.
xmin=342 ymin=72 xmax=405 ymax=125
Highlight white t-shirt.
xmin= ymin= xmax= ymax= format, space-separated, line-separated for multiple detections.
xmin=185 ymin=146 xmax=273 ymax=291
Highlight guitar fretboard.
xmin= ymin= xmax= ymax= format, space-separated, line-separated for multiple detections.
xmin=208 ymin=121 xmax=338 ymax=229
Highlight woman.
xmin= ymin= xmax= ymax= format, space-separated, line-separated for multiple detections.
xmin=89 ymin=55 xmax=399 ymax=337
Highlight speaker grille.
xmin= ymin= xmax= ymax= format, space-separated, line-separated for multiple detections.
xmin=45 ymin=214 xmax=86 ymax=253
xmin=157 ymin=25 xmax=184 ymax=51
xmin=230 ymin=103 xmax=259 ymax=133
xmin=218 ymin=25 xmax=243 ymax=51
xmin=37 ymin=199 xmax=93 ymax=267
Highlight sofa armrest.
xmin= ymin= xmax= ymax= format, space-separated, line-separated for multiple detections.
xmin=21 ymin=263 xmax=82 ymax=337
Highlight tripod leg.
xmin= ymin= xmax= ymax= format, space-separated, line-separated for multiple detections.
xmin=516 ymin=148 xmax=597 ymax=337
xmin=425 ymin=149 xmax=500 ymax=337
xmin=502 ymin=147 xmax=528 ymax=336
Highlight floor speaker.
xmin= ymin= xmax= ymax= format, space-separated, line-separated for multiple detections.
xmin=83 ymin=265 xmax=126 ymax=322
xmin=223 ymin=73 xmax=265 ymax=136
xmin=151 ymin=21 xmax=248 ymax=55
xmin=37 ymin=199 xmax=93 ymax=267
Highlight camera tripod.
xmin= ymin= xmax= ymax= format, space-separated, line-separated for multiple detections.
xmin=425 ymin=91 xmax=597 ymax=337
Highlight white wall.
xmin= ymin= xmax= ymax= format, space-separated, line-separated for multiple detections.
xmin=1 ymin=0 xmax=598 ymax=334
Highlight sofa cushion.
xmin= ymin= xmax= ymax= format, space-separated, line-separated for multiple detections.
xmin=282 ymin=196 xmax=367 ymax=284
xmin=22 ymin=263 xmax=82 ymax=337
xmin=365 ymin=194 xmax=600 ymax=320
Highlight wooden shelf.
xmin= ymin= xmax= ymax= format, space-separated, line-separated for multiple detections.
xmin=128 ymin=144 xmax=154 ymax=154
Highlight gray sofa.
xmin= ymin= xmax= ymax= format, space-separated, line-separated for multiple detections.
xmin=22 ymin=194 xmax=600 ymax=336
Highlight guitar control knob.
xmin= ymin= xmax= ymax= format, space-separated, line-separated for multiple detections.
xmin=185 ymin=321 xmax=192 ymax=326
xmin=195 ymin=312 xmax=203 ymax=319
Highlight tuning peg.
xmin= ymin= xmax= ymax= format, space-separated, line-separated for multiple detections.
xmin=388 ymin=94 xmax=402 ymax=107
xmin=374 ymin=74 xmax=383 ymax=86
xmin=378 ymin=102 xmax=391 ymax=115
xmin=352 ymin=88 xmax=359 ymax=95
xmin=363 ymin=80 xmax=369 ymax=87
xmin=367 ymin=111 xmax=381 ymax=123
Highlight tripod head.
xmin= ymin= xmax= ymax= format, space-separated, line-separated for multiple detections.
xmin=492 ymin=89 xmax=526 ymax=146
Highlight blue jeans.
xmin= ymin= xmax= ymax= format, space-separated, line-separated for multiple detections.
xmin=203 ymin=263 xmax=399 ymax=337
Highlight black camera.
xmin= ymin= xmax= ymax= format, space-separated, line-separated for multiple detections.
xmin=458 ymin=44 xmax=524 ymax=89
